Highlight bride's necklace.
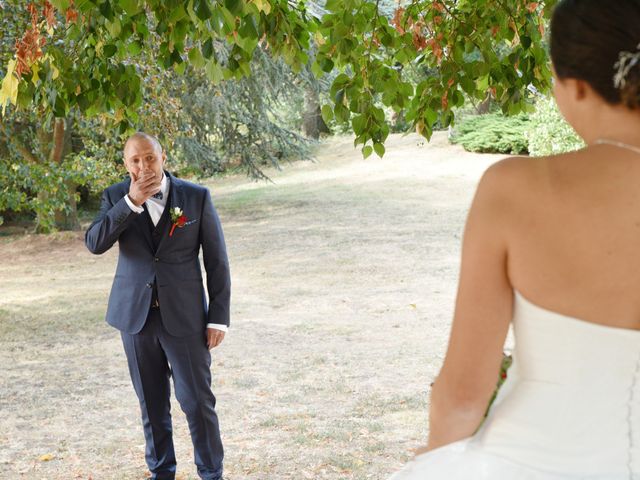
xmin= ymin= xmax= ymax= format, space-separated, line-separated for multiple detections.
xmin=594 ymin=138 xmax=640 ymax=155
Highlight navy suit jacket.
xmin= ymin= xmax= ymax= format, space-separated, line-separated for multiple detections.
xmin=85 ymin=171 xmax=231 ymax=337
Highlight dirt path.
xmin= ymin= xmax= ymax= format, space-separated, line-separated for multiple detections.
xmin=0 ymin=132 xmax=504 ymax=479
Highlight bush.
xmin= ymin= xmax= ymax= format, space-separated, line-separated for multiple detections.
xmin=526 ymin=96 xmax=584 ymax=156
xmin=450 ymin=112 xmax=530 ymax=154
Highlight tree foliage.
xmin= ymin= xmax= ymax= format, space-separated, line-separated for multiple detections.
xmin=171 ymin=47 xmax=313 ymax=180
xmin=0 ymin=0 xmax=315 ymax=231
xmin=2 ymin=0 xmax=557 ymax=151
xmin=527 ymin=95 xmax=584 ymax=156
xmin=450 ymin=111 xmax=530 ymax=154
xmin=0 ymin=0 xmax=558 ymax=231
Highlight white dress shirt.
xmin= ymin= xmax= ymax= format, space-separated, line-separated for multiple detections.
xmin=124 ymin=173 xmax=227 ymax=333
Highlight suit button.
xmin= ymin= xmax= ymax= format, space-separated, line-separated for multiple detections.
xmin=154 ymin=257 xmax=159 ymax=262
xmin=146 ymin=283 xmax=152 ymax=288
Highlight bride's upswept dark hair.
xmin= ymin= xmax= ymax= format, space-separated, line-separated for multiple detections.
xmin=551 ymin=0 xmax=640 ymax=108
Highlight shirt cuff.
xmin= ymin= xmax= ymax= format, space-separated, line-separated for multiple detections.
xmin=207 ymin=323 xmax=228 ymax=332
xmin=124 ymin=194 xmax=144 ymax=213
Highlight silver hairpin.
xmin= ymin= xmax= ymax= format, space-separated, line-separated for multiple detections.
xmin=613 ymin=42 xmax=640 ymax=89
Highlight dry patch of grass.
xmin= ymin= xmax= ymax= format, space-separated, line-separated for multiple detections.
xmin=0 ymin=132 xmax=502 ymax=479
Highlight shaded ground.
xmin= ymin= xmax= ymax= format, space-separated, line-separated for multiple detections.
xmin=0 ymin=132 xmax=503 ymax=479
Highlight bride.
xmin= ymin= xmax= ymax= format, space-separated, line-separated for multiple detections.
xmin=391 ymin=1 xmax=640 ymax=478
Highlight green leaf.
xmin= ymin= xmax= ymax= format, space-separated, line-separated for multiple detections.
xmin=311 ymin=61 xmax=324 ymax=78
xmin=53 ymin=96 xmax=67 ymax=117
xmin=119 ymin=0 xmax=141 ymax=16
xmin=128 ymin=41 xmax=142 ymax=55
xmin=106 ymin=18 xmax=122 ymax=37
xmin=205 ymin=60 xmax=224 ymax=83
xmin=188 ymin=47 xmax=206 ymax=68
xmin=371 ymin=107 xmax=385 ymax=122
xmin=321 ymin=104 xmax=334 ymax=123
xmin=202 ymin=38 xmax=214 ymax=59
xmin=320 ymin=57 xmax=334 ymax=73
xmin=195 ymin=0 xmax=213 ymax=20
xmin=334 ymin=103 xmax=349 ymax=123
xmin=225 ymin=0 xmax=243 ymax=15
xmin=352 ymin=114 xmax=365 ymax=135
xmin=238 ymin=17 xmax=259 ymax=41
xmin=99 ymin=1 xmax=114 ymax=21
xmin=170 ymin=49 xmax=183 ymax=65
xmin=452 ymin=90 xmax=465 ymax=107
xmin=331 ymin=73 xmax=350 ymax=95
xmin=325 ymin=0 xmax=342 ymax=11
xmin=169 ymin=5 xmax=187 ymax=23
xmin=103 ymin=44 xmax=117 ymax=58
xmin=172 ymin=20 xmax=189 ymax=45
xmin=174 ymin=61 xmax=187 ymax=75
xmin=50 ymin=0 xmax=71 ymax=10
xmin=219 ymin=7 xmax=236 ymax=31
xmin=476 ymin=74 xmax=489 ymax=92
xmin=373 ymin=142 xmax=385 ymax=157
xmin=362 ymin=145 xmax=373 ymax=159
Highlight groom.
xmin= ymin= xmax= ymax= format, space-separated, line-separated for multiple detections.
xmin=85 ymin=132 xmax=230 ymax=480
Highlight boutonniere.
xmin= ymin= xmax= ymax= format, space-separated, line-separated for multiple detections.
xmin=169 ymin=207 xmax=188 ymax=237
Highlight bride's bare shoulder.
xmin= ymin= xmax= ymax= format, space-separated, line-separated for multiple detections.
xmin=479 ymin=151 xmax=581 ymax=195
xmin=476 ymin=155 xmax=541 ymax=196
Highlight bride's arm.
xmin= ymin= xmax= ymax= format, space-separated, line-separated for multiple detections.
xmin=425 ymin=158 xmax=518 ymax=451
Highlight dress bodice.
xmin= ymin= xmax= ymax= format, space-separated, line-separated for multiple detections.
xmin=390 ymin=291 xmax=640 ymax=479
xmin=473 ymin=290 xmax=640 ymax=478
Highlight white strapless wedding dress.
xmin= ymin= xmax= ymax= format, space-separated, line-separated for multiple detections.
xmin=391 ymin=290 xmax=640 ymax=479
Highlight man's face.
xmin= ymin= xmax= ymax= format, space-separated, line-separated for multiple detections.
xmin=123 ymin=137 xmax=166 ymax=180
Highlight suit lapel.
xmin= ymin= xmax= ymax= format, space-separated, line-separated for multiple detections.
xmin=155 ymin=171 xmax=184 ymax=253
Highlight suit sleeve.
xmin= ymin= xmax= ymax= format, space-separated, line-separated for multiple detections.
xmin=200 ymin=188 xmax=231 ymax=327
xmin=85 ymin=189 xmax=139 ymax=254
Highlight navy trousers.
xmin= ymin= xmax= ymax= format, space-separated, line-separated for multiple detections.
xmin=121 ymin=308 xmax=223 ymax=480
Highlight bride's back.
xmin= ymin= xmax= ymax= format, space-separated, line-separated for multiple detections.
xmin=506 ymin=145 xmax=640 ymax=330
xmin=504 ymin=0 xmax=640 ymax=331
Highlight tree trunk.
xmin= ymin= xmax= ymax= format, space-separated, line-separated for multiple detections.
xmin=52 ymin=118 xmax=80 ymax=230
xmin=34 ymin=118 xmax=79 ymax=232
xmin=477 ymin=92 xmax=492 ymax=114
xmin=302 ymin=86 xmax=330 ymax=139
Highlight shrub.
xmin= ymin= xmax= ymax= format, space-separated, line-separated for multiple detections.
xmin=526 ymin=96 xmax=584 ymax=156
xmin=450 ymin=112 xmax=530 ymax=154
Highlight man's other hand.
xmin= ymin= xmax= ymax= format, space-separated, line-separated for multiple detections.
xmin=207 ymin=328 xmax=225 ymax=350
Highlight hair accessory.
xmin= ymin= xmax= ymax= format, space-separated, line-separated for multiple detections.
xmin=613 ymin=42 xmax=640 ymax=89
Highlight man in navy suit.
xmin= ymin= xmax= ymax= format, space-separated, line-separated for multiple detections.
xmin=85 ymin=132 xmax=230 ymax=480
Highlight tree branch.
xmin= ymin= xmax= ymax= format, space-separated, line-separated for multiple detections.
xmin=0 ymin=117 xmax=39 ymax=164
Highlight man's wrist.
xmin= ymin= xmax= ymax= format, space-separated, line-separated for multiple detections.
xmin=124 ymin=194 xmax=144 ymax=213
xmin=207 ymin=323 xmax=228 ymax=332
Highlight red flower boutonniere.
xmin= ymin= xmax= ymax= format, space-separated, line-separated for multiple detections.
xmin=169 ymin=207 xmax=188 ymax=237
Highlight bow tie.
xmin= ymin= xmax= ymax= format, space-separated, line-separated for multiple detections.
xmin=152 ymin=191 xmax=163 ymax=200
